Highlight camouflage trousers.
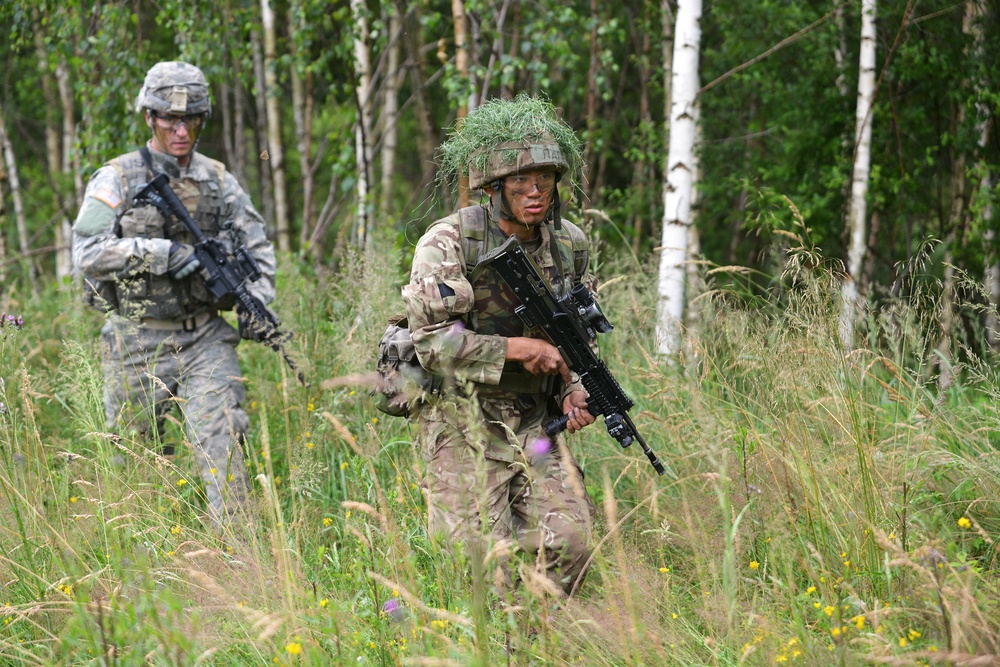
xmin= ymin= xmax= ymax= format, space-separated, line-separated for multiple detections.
xmin=417 ymin=393 xmax=595 ymax=597
xmin=102 ymin=314 xmax=251 ymax=524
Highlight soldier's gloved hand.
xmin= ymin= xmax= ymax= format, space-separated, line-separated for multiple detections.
xmin=236 ymin=304 xmax=268 ymax=342
xmin=167 ymin=242 xmax=201 ymax=279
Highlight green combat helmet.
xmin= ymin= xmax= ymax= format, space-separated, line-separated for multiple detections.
xmin=438 ymin=95 xmax=584 ymax=226
xmin=135 ymin=61 xmax=212 ymax=117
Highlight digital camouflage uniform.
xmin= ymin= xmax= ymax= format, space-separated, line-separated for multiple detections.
xmin=402 ymin=204 xmax=596 ymax=595
xmin=73 ymin=65 xmax=275 ymax=524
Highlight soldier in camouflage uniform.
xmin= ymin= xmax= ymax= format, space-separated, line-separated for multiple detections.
xmin=402 ymin=96 xmax=597 ymax=597
xmin=72 ymin=61 xmax=276 ymax=525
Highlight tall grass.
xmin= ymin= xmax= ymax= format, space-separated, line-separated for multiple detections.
xmin=1 ymin=229 xmax=999 ymax=666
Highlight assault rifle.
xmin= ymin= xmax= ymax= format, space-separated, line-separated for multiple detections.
xmin=482 ymin=236 xmax=666 ymax=476
xmin=134 ymin=172 xmax=304 ymax=383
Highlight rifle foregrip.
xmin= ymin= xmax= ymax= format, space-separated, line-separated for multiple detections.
xmin=545 ymin=415 xmax=570 ymax=438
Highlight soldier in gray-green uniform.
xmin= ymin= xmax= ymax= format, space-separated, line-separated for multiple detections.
xmin=402 ymin=96 xmax=598 ymax=597
xmin=72 ymin=61 xmax=276 ymax=525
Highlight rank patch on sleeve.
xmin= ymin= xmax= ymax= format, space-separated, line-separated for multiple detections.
xmin=92 ymin=188 xmax=122 ymax=209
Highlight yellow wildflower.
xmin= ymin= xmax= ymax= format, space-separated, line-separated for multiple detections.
xmin=749 ymin=560 xmax=760 ymax=570
xmin=823 ymin=606 xmax=835 ymax=617
xmin=340 ymin=461 xmax=349 ymax=471
xmin=853 ymin=615 xmax=865 ymax=630
xmin=319 ymin=599 xmax=329 ymax=608
xmin=899 ymin=637 xmax=907 ymax=647
xmin=831 ymin=627 xmax=841 ymax=638
xmin=958 ymin=517 xmax=972 ymax=529
xmin=307 ymin=402 xmax=315 ymax=412
xmin=285 ymin=641 xmax=302 ymax=655
xmin=171 ymin=525 xmax=181 ymax=535
xmin=323 ymin=517 xmax=332 ymax=527
xmin=69 ymin=497 xmax=78 ymax=503
xmin=908 ymin=629 xmax=921 ymax=641
xmin=306 ymin=442 xmax=315 ymax=449
xmin=176 ymin=479 xmax=187 ymax=487
xmin=806 ymin=586 xmax=816 ymax=594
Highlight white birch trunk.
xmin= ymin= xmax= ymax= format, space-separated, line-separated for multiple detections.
xmin=352 ymin=0 xmax=373 ymax=248
xmin=656 ymin=0 xmax=701 ymax=356
xmin=0 ymin=104 xmax=34 ymax=284
xmin=452 ymin=0 xmax=471 ymax=208
xmin=261 ymin=0 xmax=290 ymax=253
xmin=841 ymin=0 xmax=877 ymax=346
xmin=380 ymin=8 xmax=402 ymax=221
xmin=290 ymin=0 xmax=315 ymax=248
xmin=0 ymin=177 xmax=6 ymax=284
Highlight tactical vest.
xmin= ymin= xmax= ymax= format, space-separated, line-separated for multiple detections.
xmin=451 ymin=205 xmax=590 ymax=396
xmin=109 ymin=150 xmax=233 ymax=321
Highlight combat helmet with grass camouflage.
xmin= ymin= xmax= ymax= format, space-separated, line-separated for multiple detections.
xmin=135 ymin=61 xmax=211 ymax=117
xmin=438 ymin=95 xmax=584 ymax=192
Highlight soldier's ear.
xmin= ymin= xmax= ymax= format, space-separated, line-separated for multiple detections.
xmin=144 ymin=112 xmax=154 ymax=130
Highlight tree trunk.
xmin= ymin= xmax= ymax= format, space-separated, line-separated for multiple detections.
xmin=396 ymin=0 xmax=437 ymax=174
xmin=290 ymin=0 xmax=315 ymax=248
xmin=380 ymin=7 xmax=402 ymax=222
xmin=35 ymin=30 xmax=72 ymax=281
xmin=0 ymin=174 xmax=6 ymax=285
xmin=452 ymin=0 xmax=471 ymax=208
xmin=584 ymin=0 xmax=599 ymax=209
xmin=352 ymin=0 xmax=374 ymax=249
xmin=261 ymin=0 xmax=290 ymax=253
xmin=630 ymin=19 xmax=653 ymax=256
xmin=833 ymin=0 xmax=850 ymax=98
xmin=656 ymin=0 xmax=701 ymax=356
xmin=0 ymin=103 xmax=35 ymax=286
xmin=251 ymin=29 xmax=276 ymax=228
xmin=841 ymin=0 xmax=877 ymax=346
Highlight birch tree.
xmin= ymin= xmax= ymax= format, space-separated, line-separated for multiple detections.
xmin=380 ymin=7 xmax=402 ymax=222
xmin=841 ymin=0 xmax=877 ymax=345
xmin=352 ymin=0 xmax=374 ymax=248
xmin=656 ymin=0 xmax=701 ymax=356
xmin=452 ymin=0 xmax=472 ymax=208
xmin=0 ymin=102 xmax=34 ymax=286
xmin=261 ymin=0 xmax=290 ymax=252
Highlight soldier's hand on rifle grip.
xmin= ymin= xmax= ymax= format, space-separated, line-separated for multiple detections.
xmin=506 ymin=337 xmax=572 ymax=385
xmin=562 ymin=390 xmax=594 ymax=434
xmin=167 ymin=242 xmax=200 ymax=279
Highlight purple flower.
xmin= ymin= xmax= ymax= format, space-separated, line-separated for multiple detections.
xmin=382 ymin=598 xmax=405 ymax=622
xmin=526 ymin=437 xmax=552 ymax=459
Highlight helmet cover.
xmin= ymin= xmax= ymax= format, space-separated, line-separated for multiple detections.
xmin=438 ymin=94 xmax=584 ymax=192
xmin=135 ymin=61 xmax=211 ymax=116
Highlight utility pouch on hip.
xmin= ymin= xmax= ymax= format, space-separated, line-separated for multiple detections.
xmin=372 ymin=316 xmax=439 ymax=417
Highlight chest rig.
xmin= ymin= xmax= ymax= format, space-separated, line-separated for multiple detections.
xmin=456 ymin=205 xmax=590 ymax=397
xmin=110 ymin=149 xmax=232 ymax=321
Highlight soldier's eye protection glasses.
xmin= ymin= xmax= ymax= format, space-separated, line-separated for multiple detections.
xmin=151 ymin=112 xmax=206 ymax=132
xmin=504 ymin=172 xmax=556 ymax=195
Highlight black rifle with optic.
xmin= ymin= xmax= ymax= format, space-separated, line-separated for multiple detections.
xmin=481 ymin=235 xmax=666 ymax=476
xmin=134 ymin=172 xmax=304 ymax=383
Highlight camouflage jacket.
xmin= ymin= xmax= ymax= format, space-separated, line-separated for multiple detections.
xmin=402 ymin=205 xmax=591 ymax=400
xmin=72 ymin=143 xmax=275 ymax=320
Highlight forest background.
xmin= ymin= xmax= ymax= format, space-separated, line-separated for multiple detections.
xmin=1 ymin=0 xmax=1000 ymax=665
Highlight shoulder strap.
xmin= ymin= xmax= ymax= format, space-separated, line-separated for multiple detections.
xmin=458 ymin=205 xmax=488 ymax=276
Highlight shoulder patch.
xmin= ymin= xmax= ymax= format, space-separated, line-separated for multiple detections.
xmin=73 ymin=197 xmax=118 ymax=237
xmin=91 ymin=188 xmax=122 ymax=210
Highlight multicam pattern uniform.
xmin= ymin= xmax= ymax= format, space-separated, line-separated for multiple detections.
xmin=402 ymin=205 xmax=596 ymax=595
xmin=73 ymin=144 xmax=276 ymax=524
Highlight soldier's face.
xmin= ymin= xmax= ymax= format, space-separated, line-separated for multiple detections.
xmin=147 ymin=111 xmax=203 ymax=163
xmin=502 ymin=168 xmax=556 ymax=226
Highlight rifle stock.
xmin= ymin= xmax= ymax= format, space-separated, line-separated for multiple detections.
xmin=482 ymin=235 xmax=666 ymax=476
xmin=135 ymin=172 xmax=304 ymax=384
